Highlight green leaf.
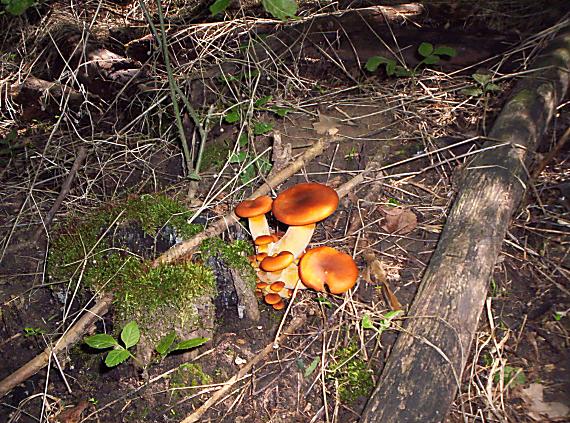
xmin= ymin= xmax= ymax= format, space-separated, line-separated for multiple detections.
xmin=485 ymin=83 xmax=501 ymax=92
xmin=472 ymin=73 xmax=491 ymax=86
xmin=421 ymin=54 xmax=440 ymax=65
xmin=224 ymin=109 xmax=240 ymax=124
xmin=365 ymin=56 xmax=383 ymax=72
xmin=314 ymin=296 xmax=332 ymax=308
xmin=460 ymin=87 xmax=483 ymax=97
xmin=85 ymin=334 xmax=118 ymax=349
xmin=257 ymin=157 xmax=272 ymax=174
xmin=394 ymin=66 xmax=413 ymax=77
xmin=254 ymin=95 xmax=272 ymax=107
xmin=4 ymin=0 xmax=34 ymax=15
xmin=209 ymin=0 xmax=230 ymax=15
xmin=386 ymin=61 xmax=396 ymax=76
xmin=238 ymin=133 xmax=248 ymax=146
xmin=303 ymin=356 xmax=320 ymax=378
xmin=229 ymin=151 xmax=247 ymax=163
xmin=271 ymin=107 xmax=291 ymax=117
xmin=383 ymin=310 xmax=403 ymax=320
xmin=253 ymin=121 xmax=273 ymax=135
xmin=261 ymin=0 xmax=297 ymax=20
xmin=121 ymin=321 xmax=140 ymax=349
xmin=361 ymin=314 xmax=375 ymax=330
xmin=156 ymin=331 xmax=176 ymax=356
xmin=417 ymin=42 xmax=434 ymax=57
xmin=105 ymin=349 xmax=131 ymax=367
xmin=240 ymin=164 xmax=256 ymax=184
xmin=172 ymin=337 xmax=209 ymax=352
xmin=433 ymin=45 xmax=457 ymax=57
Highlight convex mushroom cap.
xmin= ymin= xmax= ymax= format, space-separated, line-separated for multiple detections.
xmin=272 ymin=182 xmax=339 ymax=226
xmin=270 ymin=182 xmax=339 ymax=259
xmin=299 ymin=246 xmax=358 ymax=294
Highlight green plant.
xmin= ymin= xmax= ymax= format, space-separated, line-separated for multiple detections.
xmin=85 ymin=321 xmax=209 ymax=367
xmin=365 ymin=42 xmax=457 ymax=77
xmin=155 ymin=331 xmax=208 ymax=360
xmin=1 ymin=0 xmax=35 ymax=16
xmin=23 ymin=327 xmax=45 ymax=337
xmin=227 ymin=134 xmax=273 ymax=185
xmin=210 ymin=0 xmax=297 ymax=20
xmin=362 ymin=310 xmax=403 ymax=335
xmin=84 ymin=321 xmax=142 ymax=367
xmin=297 ymin=356 xmax=320 ymax=378
xmin=461 ymin=73 xmax=502 ymax=97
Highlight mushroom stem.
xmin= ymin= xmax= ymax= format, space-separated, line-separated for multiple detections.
xmin=248 ymin=214 xmax=271 ymax=240
xmin=269 ymin=223 xmax=315 ymax=258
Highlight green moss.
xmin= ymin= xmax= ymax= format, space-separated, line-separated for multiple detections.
xmin=329 ymin=343 xmax=374 ymax=403
xmin=171 ymin=363 xmax=212 ymax=390
xmin=48 ymin=194 xmax=211 ymax=325
xmin=122 ymin=194 xmax=202 ymax=239
xmin=199 ymin=237 xmax=256 ymax=288
xmin=116 ymin=261 xmax=216 ymax=322
xmin=200 ymin=139 xmax=231 ymax=171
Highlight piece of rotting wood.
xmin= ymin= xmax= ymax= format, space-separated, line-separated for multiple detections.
xmin=360 ymin=25 xmax=570 ymax=422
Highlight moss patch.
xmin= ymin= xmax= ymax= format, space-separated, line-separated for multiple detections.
xmin=171 ymin=363 xmax=212 ymax=389
xmin=329 ymin=343 xmax=374 ymax=403
xmin=199 ymin=237 xmax=256 ymax=288
xmin=48 ymin=194 xmax=209 ymax=323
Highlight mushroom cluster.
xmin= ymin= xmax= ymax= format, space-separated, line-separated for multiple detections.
xmin=235 ymin=183 xmax=359 ymax=310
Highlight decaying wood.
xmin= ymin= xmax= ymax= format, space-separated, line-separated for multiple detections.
xmin=180 ymin=315 xmax=306 ymax=423
xmin=361 ymin=26 xmax=570 ymax=422
xmin=0 ymin=294 xmax=113 ymax=398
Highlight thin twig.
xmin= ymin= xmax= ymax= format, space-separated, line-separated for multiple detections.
xmin=180 ymin=315 xmax=306 ymax=423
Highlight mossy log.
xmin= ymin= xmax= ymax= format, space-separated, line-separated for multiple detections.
xmin=361 ymin=27 xmax=570 ymax=422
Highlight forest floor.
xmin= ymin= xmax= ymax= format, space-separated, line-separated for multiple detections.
xmin=0 ymin=1 xmax=569 ymax=422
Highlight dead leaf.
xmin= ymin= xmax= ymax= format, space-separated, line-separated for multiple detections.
xmin=520 ymin=383 xmax=570 ymax=421
xmin=381 ymin=207 xmax=417 ymax=235
xmin=50 ymin=400 xmax=90 ymax=423
xmin=363 ymin=254 xmax=402 ymax=310
xmin=312 ymin=113 xmax=340 ymax=136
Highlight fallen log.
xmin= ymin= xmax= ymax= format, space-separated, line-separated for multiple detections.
xmin=361 ymin=25 xmax=570 ymax=422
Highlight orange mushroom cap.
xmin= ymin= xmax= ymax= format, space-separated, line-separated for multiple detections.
xmin=272 ymin=183 xmax=339 ymax=226
xmin=235 ymin=195 xmax=273 ymax=218
xmin=270 ymin=281 xmax=286 ymax=292
xmin=299 ymin=246 xmax=358 ymax=294
xmin=264 ymin=293 xmax=282 ymax=305
xmin=254 ymin=234 xmax=279 ymax=246
xmin=272 ymin=300 xmax=286 ymax=310
xmin=260 ymin=251 xmax=294 ymax=272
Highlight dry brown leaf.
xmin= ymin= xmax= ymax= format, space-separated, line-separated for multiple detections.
xmin=381 ymin=207 xmax=417 ymax=235
xmin=312 ymin=113 xmax=340 ymax=136
xmin=50 ymin=400 xmax=90 ymax=423
xmin=363 ymin=254 xmax=402 ymax=310
xmin=520 ymin=383 xmax=569 ymax=421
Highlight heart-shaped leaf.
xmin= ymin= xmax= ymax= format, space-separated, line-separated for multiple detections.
xmin=418 ymin=42 xmax=434 ymax=57
xmin=433 ymin=45 xmax=457 ymax=57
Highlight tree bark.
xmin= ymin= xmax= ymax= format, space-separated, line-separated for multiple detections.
xmin=361 ymin=26 xmax=570 ymax=422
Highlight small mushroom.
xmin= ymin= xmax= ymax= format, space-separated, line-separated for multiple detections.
xmin=264 ymin=293 xmax=282 ymax=305
xmin=260 ymin=251 xmax=294 ymax=272
xmin=270 ymin=281 xmax=286 ymax=292
xmin=272 ymin=300 xmax=286 ymax=310
xmin=299 ymin=246 xmax=358 ymax=294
